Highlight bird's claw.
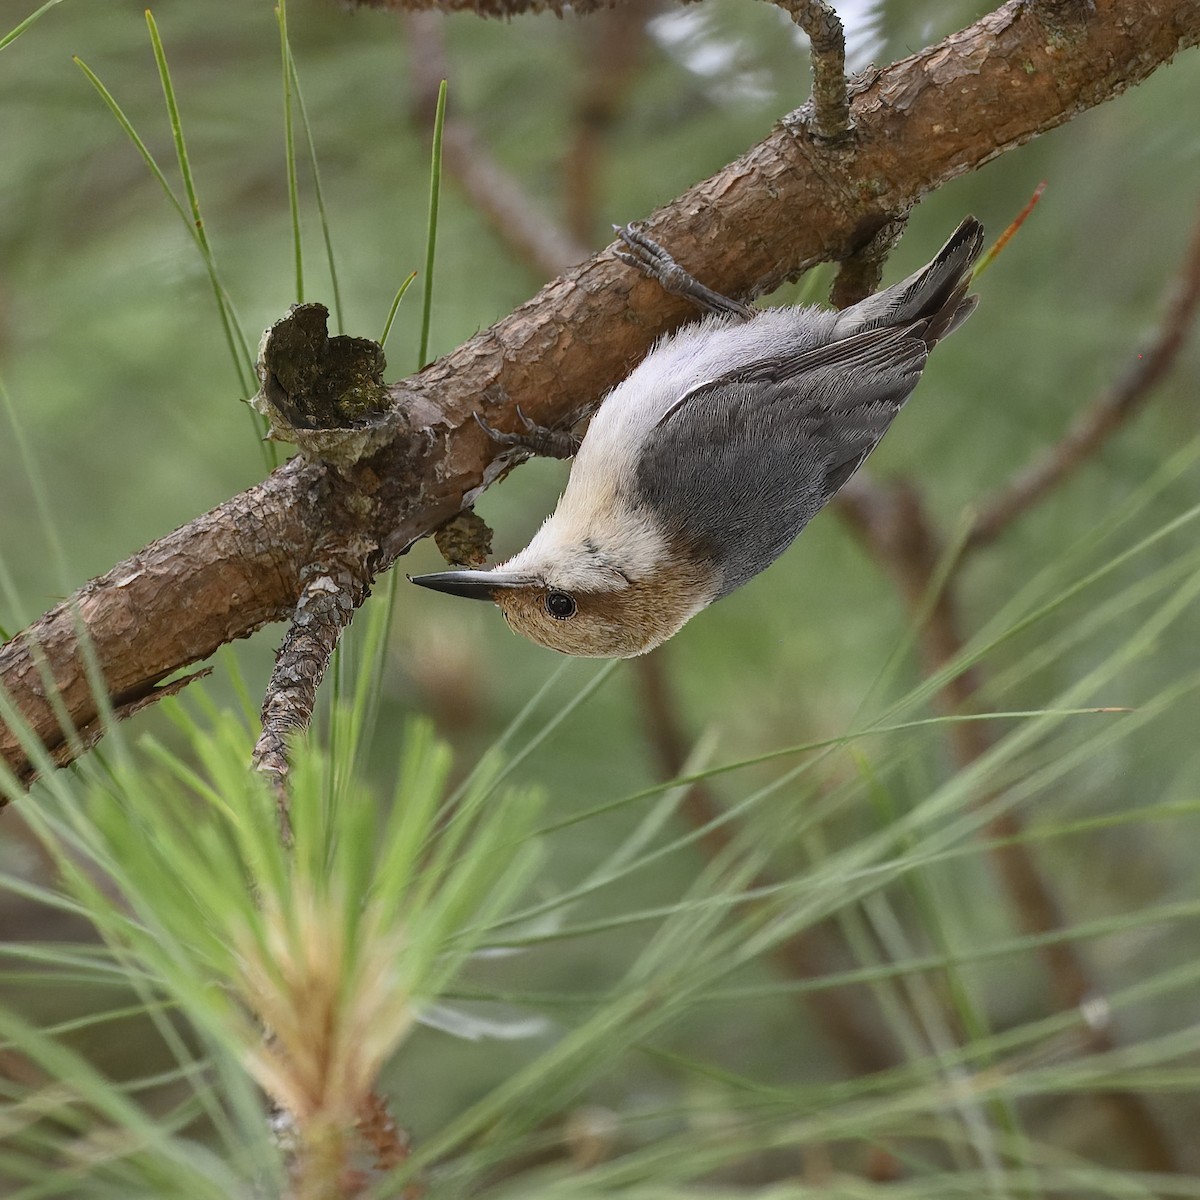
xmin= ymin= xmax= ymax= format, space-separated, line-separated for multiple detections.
xmin=474 ymin=408 xmax=581 ymax=461
xmin=612 ymin=224 xmax=755 ymax=321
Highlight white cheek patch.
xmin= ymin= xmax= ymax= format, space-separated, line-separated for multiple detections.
xmin=501 ymin=494 xmax=669 ymax=593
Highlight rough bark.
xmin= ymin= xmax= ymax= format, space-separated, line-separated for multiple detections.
xmin=2 ymin=0 xmax=1198 ymax=783
xmin=350 ymin=0 xmax=625 ymax=14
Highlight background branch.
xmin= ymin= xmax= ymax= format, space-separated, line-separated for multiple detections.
xmin=632 ymin=653 xmax=897 ymax=1076
xmin=965 ymin=198 xmax=1200 ymax=553
xmin=563 ymin=1 xmax=658 ymax=244
xmin=404 ymin=14 xmax=591 ymax=277
xmin=836 ymin=476 xmax=1179 ymax=1170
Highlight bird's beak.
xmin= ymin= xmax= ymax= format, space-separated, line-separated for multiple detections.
xmin=408 ymin=569 xmax=536 ymax=602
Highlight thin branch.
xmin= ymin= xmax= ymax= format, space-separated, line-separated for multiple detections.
xmin=829 ymin=213 xmax=908 ymax=309
xmin=563 ymin=0 xmax=658 ymax=244
xmin=252 ymin=548 xmax=375 ymax=793
xmin=404 ymin=15 xmax=590 ymax=278
xmin=966 ymin=199 xmax=1200 ymax=552
xmin=767 ymin=0 xmax=851 ymax=142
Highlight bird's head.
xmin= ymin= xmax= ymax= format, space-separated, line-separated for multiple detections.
xmin=411 ymin=548 xmax=716 ymax=658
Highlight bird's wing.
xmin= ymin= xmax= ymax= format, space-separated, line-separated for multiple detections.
xmin=833 ymin=216 xmax=984 ymax=342
xmin=634 ymin=324 xmax=931 ymax=597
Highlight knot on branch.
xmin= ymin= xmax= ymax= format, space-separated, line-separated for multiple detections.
xmin=1026 ymin=0 xmax=1097 ymax=40
xmin=252 ymin=303 xmax=394 ymax=469
xmin=434 ymin=510 xmax=495 ymax=567
xmin=830 ymin=213 xmax=909 ymax=309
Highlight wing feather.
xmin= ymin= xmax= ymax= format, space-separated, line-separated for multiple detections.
xmin=635 ymin=324 xmax=930 ymax=596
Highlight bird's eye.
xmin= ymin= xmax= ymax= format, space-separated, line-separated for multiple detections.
xmin=544 ymin=590 xmax=577 ymax=620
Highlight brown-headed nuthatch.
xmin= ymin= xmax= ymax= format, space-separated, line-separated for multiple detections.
xmin=412 ymin=218 xmax=984 ymax=657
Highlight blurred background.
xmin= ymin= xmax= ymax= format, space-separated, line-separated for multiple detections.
xmin=2 ymin=0 xmax=1200 ymax=1188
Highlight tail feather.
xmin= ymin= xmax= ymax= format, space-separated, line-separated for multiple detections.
xmin=833 ymin=217 xmax=985 ymax=347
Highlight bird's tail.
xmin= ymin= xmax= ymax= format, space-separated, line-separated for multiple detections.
xmin=833 ymin=217 xmax=985 ymax=347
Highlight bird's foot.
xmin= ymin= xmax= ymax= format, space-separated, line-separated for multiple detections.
xmin=613 ymin=225 xmax=755 ymax=320
xmin=475 ymin=407 xmax=581 ymax=460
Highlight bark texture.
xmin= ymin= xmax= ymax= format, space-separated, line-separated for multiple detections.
xmin=2 ymin=0 xmax=1198 ymax=783
xmin=350 ymin=0 xmax=625 ymax=14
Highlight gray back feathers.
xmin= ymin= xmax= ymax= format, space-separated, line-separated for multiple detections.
xmin=635 ymin=218 xmax=984 ymax=597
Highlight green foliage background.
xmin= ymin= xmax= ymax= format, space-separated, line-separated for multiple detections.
xmin=1 ymin=0 xmax=1199 ymax=1194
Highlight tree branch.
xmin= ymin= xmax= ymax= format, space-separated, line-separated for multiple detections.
xmin=252 ymin=544 xmax=377 ymax=824
xmin=829 ymin=213 xmax=908 ymax=309
xmin=3 ymin=0 xmax=1198 ymax=783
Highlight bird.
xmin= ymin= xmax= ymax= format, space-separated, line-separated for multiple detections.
xmin=411 ymin=217 xmax=984 ymax=657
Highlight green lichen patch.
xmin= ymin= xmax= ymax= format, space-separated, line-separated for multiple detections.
xmin=251 ymin=303 xmax=393 ymax=466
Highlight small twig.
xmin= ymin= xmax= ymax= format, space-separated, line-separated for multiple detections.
xmin=767 ymin=0 xmax=852 ymax=142
xmin=966 ymin=199 xmax=1200 ymax=553
xmin=252 ymin=547 xmax=376 ymax=829
xmin=404 ymin=14 xmax=590 ymax=278
xmin=563 ymin=1 xmax=657 ymax=243
xmin=829 ymin=214 xmax=908 ymax=310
